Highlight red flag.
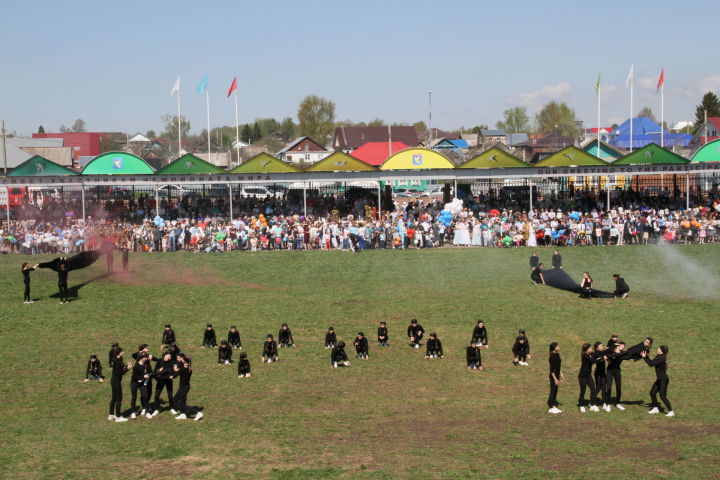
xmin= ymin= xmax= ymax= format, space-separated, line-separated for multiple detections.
xmin=656 ymin=68 xmax=664 ymax=92
xmin=227 ymin=76 xmax=237 ymax=98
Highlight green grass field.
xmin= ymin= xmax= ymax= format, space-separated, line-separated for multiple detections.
xmin=1 ymin=245 xmax=719 ymax=479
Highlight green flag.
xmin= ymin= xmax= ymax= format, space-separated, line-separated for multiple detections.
xmin=595 ymin=74 xmax=601 ymax=94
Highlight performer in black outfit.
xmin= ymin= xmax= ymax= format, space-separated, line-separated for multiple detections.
xmin=21 ymin=262 xmax=38 ymax=303
xmin=377 ymin=321 xmax=389 ymax=347
xmin=331 ymin=342 xmax=349 ymax=368
xmin=237 ymin=352 xmax=252 ymax=378
xmin=262 ymin=334 xmax=279 ymax=363
xmin=551 ymin=250 xmax=563 ymax=269
xmin=131 ymin=355 xmax=153 ymax=419
xmin=578 ymin=343 xmax=600 ymax=412
xmin=612 ymin=274 xmax=630 ymax=298
xmin=152 ymin=352 xmax=175 ymax=415
xmin=529 ymin=252 xmax=540 ymax=270
xmin=278 ymin=323 xmax=295 ymax=348
xmin=425 ymin=332 xmax=444 ymax=359
xmin=108 ymin=342 xmax=119 ymax=367
xmin=130 ymin=345 xmax=152 ymax=418
xmin=641 ymin=345 xmax=673 ymax=416
xmin=218 ymin=340 xmax=233 ymax=364
xmin=162 ymin=324 xmax=176 ymax=348
xmin=108 ymin=347 xmax=131 ymax=422
xmin=606 ymin=342 xmax=627 ymax=410
xmin=228 ymin=326 xmax=242 ymax=349
xmin=606 ymin=334 xmax=619 ymax=354
xmin=592 ymin=342 xmax=611 ymax=411
xmin=466 ymin=342 xmax=483 ymax=370
xmin=58 ymin=261 xmax=69 ymax=304
xmin=324 ymin=327 xmax=337 ymax=349
xmin=471 ymin=321 xmax=489 ymax=348
xmin=531 ymin=263 xmax=545 ymax=284
xmin=623 ymin=337 xmax=653 ymax=361
xmin=407 ymin=319 xmax=424 ymax=349
xmin=84 ymin=354 xmax=104 ymax=382
xmin=203 ymin=324 xmax=217 ymax=348
xmin=579 ymin=272 xmax=593 ymax=299
xmin=548 ymin=342 xmax=564 ymax=414
xmin=354 ymin=332 xmax=369 ymax=360
xmin=512 ymin=330 xmax=530 ymax=366
xmin=173 ymin=355 xmax=203 ymax=421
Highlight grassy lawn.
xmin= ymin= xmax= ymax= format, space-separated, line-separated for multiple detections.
xmin=0 ymin=245 xmax=718 ymax=479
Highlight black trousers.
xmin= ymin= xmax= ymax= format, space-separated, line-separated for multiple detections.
xmin=154 ymin=379 xmax=174 ymax=408
xmin=595 ymin=374 xmax=609 ymax=404
xmin=650 ymin=378 xmax=672 ymax=411
xmin=548 ymin=374 xmax=559 ymax=408
xmin=174 ymin=385 xmax=197 ymax=415
xmin=578 ymin=374 xmax=597 ymax=406
xmin=58 ymin=282 xmax=68 ymax=302
xmin=130 ymin=381 xmax=140 ymax=410
xmin=24 ymin=282 xmax=30 ymax=302
xmin=606 ymin=369 xmax=622 ymax=404
xmin=109 ymin=380 xmax=123 ymax=416
xmin=138 ymin=384 xmax=149 ymax=410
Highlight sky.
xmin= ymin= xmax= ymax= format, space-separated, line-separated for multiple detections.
xmin=1 ymin=0 xmax=718 ymax=137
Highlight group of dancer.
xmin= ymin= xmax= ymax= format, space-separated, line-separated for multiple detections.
xmin=546 ymin=335 xmax=674 ymax=416
xmin=529 ymin=251 xmax=630 ymax=298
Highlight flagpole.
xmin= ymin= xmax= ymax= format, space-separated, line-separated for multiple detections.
xmin=597 ymin=82 xmax=601 ymax=147
xmin=234 ymin=88 xmax=240 ymax=165
xmin=177 ymin=83 xmax=182 ymax=155
xmin=206 ymin=88 xmax=211 ymax=161
xmin=661 ymin=82 xmax=664 ymax=148
xmin=629 ymin=66 xmax=634 ymax=152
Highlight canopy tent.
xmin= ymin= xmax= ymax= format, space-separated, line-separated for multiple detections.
xmin=690 ymin=138 xmax=720 ymax=163
xmin=459 ymin=147 xmax=526 ymax=169
xmin=581 ymin=138 xmax=623 ymax=162
xmin=350 ymin=141 xmax=408 ymax=166
xmin=533 ymin=146 xmax=608 ymax=167
xmin=8 ymin=155 xmax=78 ymax=176
xmin=155 ymin=153 xmax=225 ymax=174
xmin=228 ymin=152 xmax=301 ymax=173
xmin=380 ymin=148 xmax=454 ymax=170
xmin=81 ymin=152 xmax=155 ymax=175
xmin=608 ymin=117 xmax=692 ymax=148
xmin=304 ymin=151 xmax=377 ymax=172
xmin=612 ymin=143 xmax=688 ymax=165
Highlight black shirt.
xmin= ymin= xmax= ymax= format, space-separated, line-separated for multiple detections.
xmin=22 ymin=267 xmax=35 ymax=283
xmin=614 ymin=277 xmax=630 ymax=295
xmin=377 ymin=326 xmax=388 ymax=342
xmin=426 ymin=338 xmax=443 ymax=356
xmin=531 ymin=267 xmax=543 ymax=282
xmin=263 ymin=340 xmax=278 ymax=357
xmin=552 ymin=254 xmax=562 ymax=269
xmin=472 ymin=326 xmax=488 ymax=344
xmin=466 ymin=345 xmax=482 ymax=365
xmin=331 ymin=346 xmax=348 ymax=364
xmin=228 ymin=330 xmax=241 ymax=347
xmin=644 ymin=354 xmax=668 ymax=380
xmin=549 ymin=352 xmax=562 ymax=376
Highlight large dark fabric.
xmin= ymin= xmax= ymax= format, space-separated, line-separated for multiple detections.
xmin=38 ymin=251 xmax=103 ymax=272
xmin=542 ymin=269 xmax=614 ymax=298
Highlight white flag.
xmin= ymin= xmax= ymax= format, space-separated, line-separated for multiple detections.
xmin=625 ymin=65 xmax=634 ymax=88
xmin=170 ymin=77 xmax=180 ymax=97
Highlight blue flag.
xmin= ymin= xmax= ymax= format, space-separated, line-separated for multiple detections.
xmin=197 ymin=75 xmax=208 ymax=94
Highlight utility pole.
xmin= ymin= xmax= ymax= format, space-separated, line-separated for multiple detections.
xmin=2 ymin=120 xmax=7 ymax=174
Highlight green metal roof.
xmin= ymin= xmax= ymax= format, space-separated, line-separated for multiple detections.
xmin=81 ymin=152 xmax=155 ymax=175
xmin=581 ymin=138 xmax=623 ymax=161
xmin=8 ymin=156 xmax=78 ymax=176
xmin=304 ymin=151 xmax=377 ymax=172
xmin=690 ymin=139 xmax=720 ymax=163
xmin=459 ymin=147 xmax=526 ymax=168
xmin=534 ymin=146 xmax=608 ymax=167
xmin=612 ymin=143 xmax=687 ymax=165
xmin=155 ymin=154 xmax=225 ymax=174
xmin=228 ymin=153 xmax=300 ymax=173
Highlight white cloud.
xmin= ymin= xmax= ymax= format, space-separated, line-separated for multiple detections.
xmin=509 ymin=81 xmax=572 ymax=111
xmin=677 ymin=74 xmax=720 ymax=98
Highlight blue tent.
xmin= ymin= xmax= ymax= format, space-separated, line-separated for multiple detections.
xmin=609 ymin=117 xmax=692 ymax=149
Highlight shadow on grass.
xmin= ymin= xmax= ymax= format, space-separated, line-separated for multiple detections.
xmin=48 ymin=273 xmax=111 ymax=301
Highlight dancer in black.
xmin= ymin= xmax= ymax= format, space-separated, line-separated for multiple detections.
xmin=548 ymin=342 xmax=564 ymax=414
xmin=324 ymin=327 xmax=337 ymax=349
xmin=624 ymin=337 xmax=653 ymax=361
xmin=131 ymin=355 xmax=153 ymax=419
xmin=471 ymin=321 xmax=489 ymax=348
xmin=592 ymin=342 xmax=611 ymax=411
xmin=228 ymin=326 xmax=242 ymax=349
xmin=530 ymin=252 xmax=540 ymax=270
xmin=152 ymin=352 xmax=175 ymax=416
xmin=425 ymin=332 xmax=444 ymax=359
xmin=531 ymin=263 xmax=545 ymax=285
xmin=108 ymin=347 xmax=131 ymax=422
xmin=512 ymin=330 xmax=530 ymax=366
xmin=58 ymin=261 xmax=69 ymax=304
xmin=641 ymin=346 xmax=674 ymax=416
xmin=407 ymin=319 xmax=424 ymax=349
xmin=237 ymin=352 xmax=252 ymax=378
xmin=218 ymin=340 xmax=233 ymax=364
xmin=606 ymin=334 xmax=619 ymax=353
xmin=377 ymin=321 xmax=389 ymax=347
xmin=130 ymin=345 xmax=152 ymax=418
xmin=108 ymin=342 xmax=119 ymax=367
xmin=21 ymin=262 xmax=38 ymax=303
xmin=466 ymin=342 xmax=483 ymax=370
xmin=84 ymin=354 xmax=104 ymax=382
xmin=551 ymin=250 xmax=563 ymax=269
xmin=579 ymin=272 xmax=592 ymax=299
xmin=613 ymin=274 xmax=630 ymax=298
xmin=354 ymin=332 xmax=369 ymax=360
xmin=331 ymin=342 xmax=349 ymax=368
xmin=162 ymin=324 xmax=176 ymax=348
xmin=203 ymin=324 xmax=217 ymax=348
xmin=578 ymin=343 xmax=600 ymax=412
xmin=606 ymin=342 xmax=627 ymax=410
xmin=173 ymin=355 xmax=203 ymax=421
xmin=262 ymin=334 xmax=279 ymax=363
xmin=278 ymin=322 xmax=295 ymax=348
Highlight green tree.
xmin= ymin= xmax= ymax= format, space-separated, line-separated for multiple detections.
xmin=241 ymin=124 xmax=252 ymax=143
xmin=256 ymin=118 xmax=281 ymax=138
xmin=37 ymin=125 xmax=45 ymax=134
xmin=495 ymin=106 xmax=530 ymax=133
xmin=470 ymin=125 xmax=488 ymax=134
xmin=535 ymin=101 xmax=578 ymax=137
xmin=160 ymin=114 xmax=190 ymax=142
xmin=413 ymin=120 xmax=427 ymax=132
xmin=297 ymin=94 xmax=335 ymax=144
xmin=367 ymin=118 xmax=385 ymax=127
xmin=280 ymin=117 xmax=296 ymax=141
xmin=637 ymin=107 xmax=656 ymax=123
xmin=58 ymin=124 xmax=69 ymax=133
xmin=693 ymin=92 xmax=720 ymax=129
xmin=252 ymin=122 xmax=262 ymax=142
xmin=145 ymin=130 xmax=156 ymax=139
xmin=71 ymin=119 xmax=86 ymax=132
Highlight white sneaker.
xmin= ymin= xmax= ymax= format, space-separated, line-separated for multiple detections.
xmin=130 ymin=412 xmax=137 ymax=419
xmin=151 ymin=410 xmax=160 ymax=417
xmin=603 ymin=404 xmax=611 ymax=412
xmin=194 ymin=412 xmax=204 ymax=421
xmin=115 ymin=417 xmax=128 ymax=422
xmin=175 ymin=413 xmax=187 ymax=420
xmin=140 ymin=409 xmax=146 ymax=416
xmin=666 ymin=411 xmax=675 ymax=417
xmin=414 ymin=344 xmax=419 ymax=349
xmin=579 ymin=406 xmax=586 ymax=413
xmin=145 ymin=413 xmax=153 ymax=419
xmin=107 ymin=415 xmax=116 ymax=421
xmin=548 ymin=407 xmax=561 ymax=414
xmin=225 ymin=360 xmax=230 ymax=365
xmin=648 ymin=407 xmax=660 ymax=414
xmin=522 ymin=362 xmax=529 ymax=366
xmin=590 ymin=405 xmax=600 ymax=412
xmin=615 ymin=404 xmax=625 ymax=411
xmin=170 ymin=409 xmax=177 ymax=415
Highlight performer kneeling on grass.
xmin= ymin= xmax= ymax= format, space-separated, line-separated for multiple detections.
xmin=407 ymin=319 xmax=424 ymax=349
xmin=325 ymin=327 xmax=337 ymax=349
xmin=471 ymin=321 xmax=489 ymax=348
xmin=425 ymin=332 xmax=444 ymax=359
xmin=578 ymin=343 xmax=600 ymax=412
xmin=531 ymin=263 xmax=545 ymax=285
xmin=579 ymin=272 xmax=593 ymax=299
xmin=548 ymin=342 xmax=564 ymax=414
xmin=354 ymin=332 xmax=369 ymax=360
xmin=262 ymin=334 xmax=279 ymax=363
xmin=377 ymin=321 xmax=389 ymax=347
xmin=237 ymin=353 xmax=252 ymax=378
xmin=21 ymin=262 xmax=39 ymax=303
xmin=161 ymin=324 xmax=176 ymax=349
xmin=331 ymin=341 xmax=350 ymax=368
xmin=84 ymin=354 xmax=104 ymax=382
xmin=512 ymin=330 xmax=531 ymax=366
xmin=641 ymin=346 xmax=674 ymax=417
xmin=218 ymin=340 xmax=233 ymax=364
xmin=613 ymin=274 xmax=630 ymax=298
xmin=202 ymin=324 xmax=217 ymax=348
xmin=228 ymin=326 xmax=242 ymax=349
xmin=173 ymin=355 xmax=203 ymax=421
xmin=278 ymin=322 xmax=295 ymax=348
xmin=466 ymin=342 xmax=483 ymax=370
xmin=108 ymin=347 xmax=131 ymax=422
xmin=152 ymin=352 xmax=175 ymax=416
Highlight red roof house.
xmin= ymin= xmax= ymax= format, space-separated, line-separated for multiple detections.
xmin=350 ymin=141 xmax=408 ymax=166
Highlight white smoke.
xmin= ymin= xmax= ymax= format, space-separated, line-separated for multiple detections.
xmin=652 ymin=240 xmax=720 ymax=300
